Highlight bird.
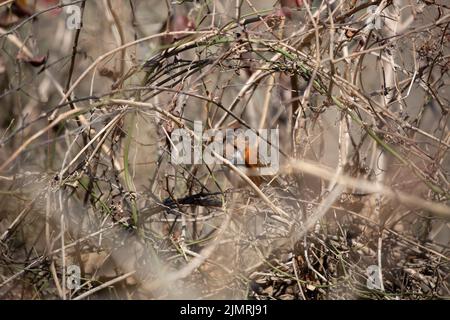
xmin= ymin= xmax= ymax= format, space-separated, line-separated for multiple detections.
xmin=279 ymin=0 xmax=304 ymax=19
xmin=221 ymin=126 xmax=280 ymax=188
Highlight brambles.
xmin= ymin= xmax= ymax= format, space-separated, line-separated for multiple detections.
xmin=0 ymin=0 xmax=448 ymax=300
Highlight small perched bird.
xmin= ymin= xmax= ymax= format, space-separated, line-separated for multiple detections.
xmin=222 ymin=127 xmax=280 ymax=188
xmin=143 ymin=6 xmax=195 ymax=83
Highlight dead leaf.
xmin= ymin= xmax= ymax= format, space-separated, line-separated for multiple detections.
xmin=81 ymin=251 xmax=110 ymax=274
xmin=99 ymin=67 xmax=119 ymax=81
xmin=16 ymin=51 xmax=47 ymax=67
